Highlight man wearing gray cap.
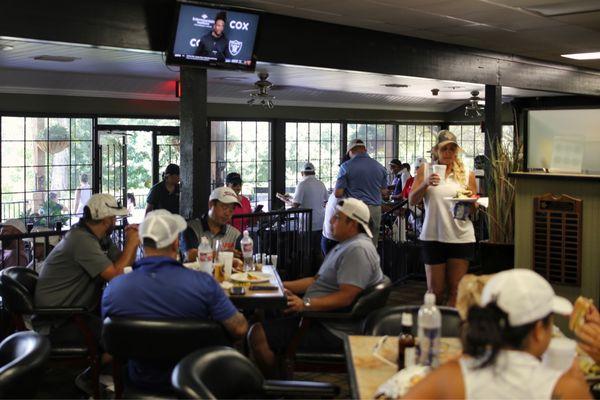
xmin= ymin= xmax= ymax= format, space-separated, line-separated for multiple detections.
xmin=102 ymin=210 xmax=247 ymax=392
xmin=34 ymin=193 xmax=140 ymax=345
xmin=335 ymin=139 xmax=388 ymax=245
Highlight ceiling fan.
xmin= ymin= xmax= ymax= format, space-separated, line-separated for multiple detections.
xmin=464 ymin=90 xmax=484 ymax=118
xmin=246 ymin=72 xmax=276 ymax=108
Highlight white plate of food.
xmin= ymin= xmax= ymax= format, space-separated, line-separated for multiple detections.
xmin=230 ymin=272 xmax=271 ymax=283
xmin=444 ymin=197 xmax=479 ymax=203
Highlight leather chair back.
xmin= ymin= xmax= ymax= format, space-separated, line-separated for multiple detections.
xmin=172 ymin=346 xmax=264 ymax=399
xmin=102 ymin=317 xmax=232 ymax=363
xmin=351 ymin=275 xmax=392 ymax=318
xmin=363 ymin=305 xmax=462 ymax=337
xmin=0 ymin=331 xmax=51 ymax=398
xmin=0 ymin=268 xmax=38 ymax=315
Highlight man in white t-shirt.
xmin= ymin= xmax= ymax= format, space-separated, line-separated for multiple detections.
xmin=287 ymin=163 xmax=328 ymax=272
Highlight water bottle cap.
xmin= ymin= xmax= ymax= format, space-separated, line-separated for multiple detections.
xmin=243 ymin=230 xmax=249 ymax=237
xmin=424 ymin=293 xmax=436 ymax=305
xmin=401 ymin=313 xmax=413 ymax=326
xmin=200 ymin=237 xmax=209 ymax=244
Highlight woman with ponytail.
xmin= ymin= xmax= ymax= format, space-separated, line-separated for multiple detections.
xmin=404 ymin=269 xmax=591 ymax=399
xmin=409 ymin=130 xmax=476 ymax=306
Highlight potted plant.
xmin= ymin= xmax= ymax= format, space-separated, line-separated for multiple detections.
xmin=479 ymin=138 xmax=522 ymax=273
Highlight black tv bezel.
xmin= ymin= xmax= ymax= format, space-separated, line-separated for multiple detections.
xmin=166 ymin=0 xmax=259 ymax=72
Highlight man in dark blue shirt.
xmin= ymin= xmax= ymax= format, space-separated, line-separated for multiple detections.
xmin=102 ymin=210 xmax=247 ymax=392
xmin=196 ymin=11 xmax=228 ymax=62
xmin=145 ymin=164 xmax=180 ymax=215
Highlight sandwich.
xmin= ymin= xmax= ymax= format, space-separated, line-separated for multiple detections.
xmin=569 ymin=296 xmax=593 ymax=332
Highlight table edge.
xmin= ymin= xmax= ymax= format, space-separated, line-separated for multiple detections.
xmin=344 ymin=335 xmax=361 ymax=399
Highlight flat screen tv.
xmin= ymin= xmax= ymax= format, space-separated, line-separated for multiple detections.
xmin=167 ymin=2 xmax=259 ymax=71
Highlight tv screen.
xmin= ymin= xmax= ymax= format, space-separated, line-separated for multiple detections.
xmin=167 ymin=3 xmax=259 ymax=70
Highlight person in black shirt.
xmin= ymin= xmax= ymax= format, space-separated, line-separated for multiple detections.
xmin=145 ymin=164 xmax=180 ymax=215
xmin=196 ymin=12 xmax=228 ymax=62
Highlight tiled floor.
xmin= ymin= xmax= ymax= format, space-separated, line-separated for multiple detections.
xmin=33 ymin=279 xmax=428 ymax=399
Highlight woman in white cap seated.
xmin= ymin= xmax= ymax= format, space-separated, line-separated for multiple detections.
xmin=404 ymin=269 xmax=591 ymax=399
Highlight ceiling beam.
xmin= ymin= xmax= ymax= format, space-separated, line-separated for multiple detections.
xmin=2 ymin=0 xmax=600 ymax=96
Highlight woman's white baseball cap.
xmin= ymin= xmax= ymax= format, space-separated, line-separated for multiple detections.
xmin=480 ymin=269 xmax=573 ymax=326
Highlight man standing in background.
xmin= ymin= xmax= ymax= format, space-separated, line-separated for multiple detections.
xmin=335 ymin=139 xmax=388 ymax=245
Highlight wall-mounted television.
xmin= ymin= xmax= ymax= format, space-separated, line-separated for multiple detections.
xmin=167 ymin=2 xmax=259 ymax=71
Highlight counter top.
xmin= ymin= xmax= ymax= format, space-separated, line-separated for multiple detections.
xmin=509 ymin=172 xmax=600 ymax=182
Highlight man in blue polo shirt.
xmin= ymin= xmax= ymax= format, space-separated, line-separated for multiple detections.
xmin=335 ymin=139 xmax=388 ymax=245
xmin=102 ymin=210 xmax=248 ymax=392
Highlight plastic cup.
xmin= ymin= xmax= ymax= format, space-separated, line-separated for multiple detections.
xmin=219 ymin=251 xmax=234 ymax=281
xmin=271 ymin=255 xmax=278 ymax=269
xmin=213 ymin=262 xmax=224 ymax=283
xmin=432 ymin=164 xmax=447 ymax=184
xmin=542 ymin=338 xmax=576 ymax=372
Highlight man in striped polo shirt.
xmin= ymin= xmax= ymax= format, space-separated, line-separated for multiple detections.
xmin=181 ymin=186 xmax=242 ymax=262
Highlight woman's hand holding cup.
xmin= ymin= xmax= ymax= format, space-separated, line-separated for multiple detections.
xmin=427 ymin=173 xmax=441 ymax=187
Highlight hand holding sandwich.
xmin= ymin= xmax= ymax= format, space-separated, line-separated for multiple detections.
xmin=575 ymin=303 xmax=600 ymax=364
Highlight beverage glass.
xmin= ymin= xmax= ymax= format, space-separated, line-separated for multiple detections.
xmin=432 ymin=164 xmax=447 ymax=184
xmin=213 ymin=262 xmax=225 ymax=283
xmin=219 ymin=251 xmax=234 ymax=281
xmin=543 ymin=338 xmax=576 ymax=372
xmin=270 ymin=255 xmax=278 ymax=269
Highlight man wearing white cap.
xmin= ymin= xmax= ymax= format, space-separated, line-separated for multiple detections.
xmin=181 ymin=186 xmax=242 ymax=262
xmin=102 ymin=210 xmax=248 ymax=392
xmin=250 ymin=198 xmax=385 ymax=377
xmin=404 ymin=269 xmax=591 ymax=399
xmin=0 ymin=218 xmax=28 ymax=268
xmin=335 ymin=138 xmax=388 ymax=245
xmin=25 ymin=226 xmax=61 ymax=272
xmin=34 ymin=193 xmax=140 ymax=345
xmin=282 ymin=162 xmax=328 ymax=272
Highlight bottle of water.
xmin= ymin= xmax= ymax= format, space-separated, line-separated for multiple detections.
xmin=417 ymin=293 xmax=441 ymax=367
xmin=197 ymin=237 xmax=213 ymax=274
xmin=241 ymin=230 xmax=254 ymax=272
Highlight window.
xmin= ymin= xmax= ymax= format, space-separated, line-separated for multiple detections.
xmin=210 ymin=121 xmax=271 ymax=210
xmin=285 ymin=122 xmax=342 ymax=192
xmin=1 ymin=117 xmax=93 ymax=227
xmin=346 ymin=123 xmax=395 ymax=166
xmin=449 ymin=124 xmax=515 ymax=169
xmin=397 ymin=124 xmax=441 ymax=168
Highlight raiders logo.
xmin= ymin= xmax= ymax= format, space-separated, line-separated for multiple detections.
xmin=228 ymin=40 xmax=243 ymax=56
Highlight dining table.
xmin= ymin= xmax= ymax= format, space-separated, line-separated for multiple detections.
xmin=344 ymin=335 xmax=462 ymax=400
xmin=224 ymin=264 xmax=287 ymax=310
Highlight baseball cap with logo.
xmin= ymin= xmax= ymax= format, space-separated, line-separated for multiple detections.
xmin=164 ymin=164 xmax=180 ymax=176
xmin=436 ymin=130 xmax=461 ymax=149
xmin=1 ymin=218 xmax=27 ymax=234
xmin=389 ymin=159 xmax=402 ymax=167
xmin=347 ymin=138 xmax=366 ymax=154
xmin=225 ymin=172 xmax=243 ymax=185
xmin=209 ymin=186 xmax=241 ymax=205
xmin=85 ymin=193 xmax=129 ymax=220
xmin=301 ymin=162 xmax=315 ymax=173
xmin=335 ymin=198 xmax=373 ymax=238
xmin=140 ymin=209 xmax=187 ymax=249
xmin=480 ymin=269 xmax=573 ymax=327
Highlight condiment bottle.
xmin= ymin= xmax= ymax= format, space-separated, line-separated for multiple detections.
xmin=398 ymin=312 xmax=416 ymax=370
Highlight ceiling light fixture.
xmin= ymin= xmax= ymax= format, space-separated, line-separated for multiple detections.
xmin=465 ymin=90 xmax=484 ymax=118
xmin=33 ymin=55 xmax=80 ymax=62
xmin=1 ymin=45 xmax=14 ymax=51
xmin=561 ymin=52 xmax=600 ymax=60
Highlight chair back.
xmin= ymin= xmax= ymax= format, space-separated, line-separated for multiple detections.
xmin=102 ymin=317 xmax=231 ymax=363
xmin=0 ymin=331 xmax=51 ymax=398
xmin=0 ymin=268 xmax=38 ymax=315
xmin=172 ymin=346 xmax=264 ymax=399
xmin=363 ymin=305 xmax=462 ymax=337
xmin=350 ymin=275 xmax=392 ymax=318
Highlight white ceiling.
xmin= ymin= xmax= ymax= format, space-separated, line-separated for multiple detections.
xmin=0 ymin=36 xmax=561 ymax=112
xmin=219 ymin=0 xmax=600 ymax=70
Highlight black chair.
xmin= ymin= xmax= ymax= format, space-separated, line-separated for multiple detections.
xmin=0 ymin=331 xmax=51 ymax=398
xmin=172 ymin=346 xmax=339 ymax=399
xmin=285 ymin=275 xmax=393 ymax=375
xmin=101 ymin=316 xmax=232 ymax=399
xmin=0 ymin=267 xmax=102 ymax=398
xmin=363 ymin=305 xmax=462 ymax=337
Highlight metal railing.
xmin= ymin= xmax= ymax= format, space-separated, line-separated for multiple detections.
xmin=0 ymin=223 xmax=126 ymax=271
xmin=231 ymin=208 xmax=312 ymax=281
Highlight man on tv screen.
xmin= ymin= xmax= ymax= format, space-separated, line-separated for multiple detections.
xmin=196 ymin=11 xmax=228 ymax=62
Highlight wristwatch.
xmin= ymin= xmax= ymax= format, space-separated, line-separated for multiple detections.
xmin=303 ymin=297 xmax=311 ymax=310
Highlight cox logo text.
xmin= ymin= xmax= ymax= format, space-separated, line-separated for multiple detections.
xmin=229 ymin=20 xmax=249 ymax=30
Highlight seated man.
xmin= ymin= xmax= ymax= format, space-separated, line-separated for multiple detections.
xmin=0 ymin=218 xmax=28 ymax=268
xmin=102 ymin=210 xmax=248 ymax=392
xmin=25 ymin=226 xmax=61 ymax=272
xmin=250 ymin=198 xmax=384 ymax=377
xmin=33 ymin=193 xmax=139 ymax=346
xmin=181 ymin=186 xmax=242 ymax=262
